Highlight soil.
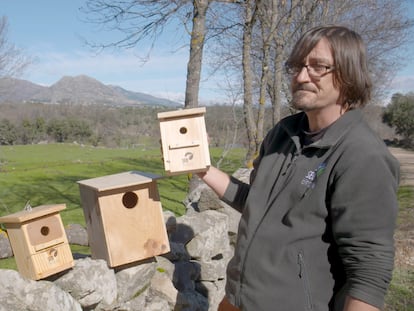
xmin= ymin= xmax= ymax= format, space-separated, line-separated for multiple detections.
xmin=389 ymin=147 xmax=414 ymax=187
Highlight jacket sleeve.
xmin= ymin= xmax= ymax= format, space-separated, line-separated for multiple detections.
xmin=329 ymin=145 xmax=400 ymax=309
xmin=220 ymin=176 xmax=250 ymax=213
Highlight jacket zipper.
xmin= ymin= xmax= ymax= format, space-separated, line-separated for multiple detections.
xmin=237 ymin=150 xmax=300 ymax=307
xmin=298 ymin=251 xmax=313 ymax=310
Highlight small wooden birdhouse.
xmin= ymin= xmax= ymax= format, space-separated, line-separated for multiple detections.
xmin=158 ymin=107 xmax=210 ymax=175
xmin=0 ymin=204 xmax=74 ymax=280
xmin=77 ymin=171 xmax=170 ymax=267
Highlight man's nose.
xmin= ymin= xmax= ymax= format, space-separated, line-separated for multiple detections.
xmin=296 ymin=66 xmax=311 ymax=82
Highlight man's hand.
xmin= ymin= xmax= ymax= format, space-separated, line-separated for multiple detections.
xmin=343 ymin=296 xmax=380 ymax=311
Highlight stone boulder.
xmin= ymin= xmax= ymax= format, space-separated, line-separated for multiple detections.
xmin=0 ymin=269 xmax=82 ymax=311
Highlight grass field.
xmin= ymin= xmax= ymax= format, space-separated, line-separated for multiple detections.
xmin=385 ymin=186 xmax=414 ymax=310
xmin=0 ymin=143 xmax=246 ymax=224
xmin=0 ymin=143 xmax=413 ymax=309
xmin=0 ymin=143 xmax=245 ymax=270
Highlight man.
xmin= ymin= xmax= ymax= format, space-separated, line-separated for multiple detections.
xmin=197 ymin=25 xmax=400 ymax=311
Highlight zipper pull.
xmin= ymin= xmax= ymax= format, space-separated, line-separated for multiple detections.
xmin=282 ymin=152 xmax=299 ymax=176
xmin=298 ymin=252 xmax=304 ymax=278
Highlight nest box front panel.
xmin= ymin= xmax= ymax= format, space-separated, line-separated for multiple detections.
xmin=29 ymin=243 xmax=74 ymax=279
xmin=27 ymin=214 xmax=65 ymax=251
xmin=98 ymin=183 xmax=169 ymax=267
xmin=25 ymin=214 xmax=73 ymax=279
xmin=0 ymin=205 xmax=74 ymax=280
xmin=161 ymin=116 xmax=210 ymax=175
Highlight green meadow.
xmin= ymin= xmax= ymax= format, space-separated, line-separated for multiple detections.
xmin=0 ymin=143 xmax=245 ymax=269
xmin=0 ymin=143 xmax=246 ymax=224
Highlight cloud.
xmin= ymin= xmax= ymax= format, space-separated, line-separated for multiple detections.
xmin=151 ymin=91 xmax=186 ymax=104
xmin=23 ymin=49 xmax=189 ymax=94
xmin=389 ymin=75 xmax=414 ymax=93
xmin=20 ymin=47 xmax=225 ymax=102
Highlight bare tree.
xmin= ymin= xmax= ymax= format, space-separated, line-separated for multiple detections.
xmin=334 ymin=0 xmax=413 ymax=101
xmin=207 ymin=0 xmax=413 ymax=165
xmin=81 ymin=0 xmax=237 ymax=108
xmin=240 ymin=0 xmax=258 ymax=166
xmin=214 ymin=79 xmax=244 ymax=169
xmin=0 ymin=16 xmax=31 ymax=78
xmin=81 ymin=1 xmax=413 ymax=165
xmin=238 ymin=0 xmax=325 ymax=165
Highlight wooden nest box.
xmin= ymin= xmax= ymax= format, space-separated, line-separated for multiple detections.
xmin=0 ymin=204 xmax=74 ymax=280
xmin=158 ymin=107 xmax=210 ymax=175
xmin=77 ymin=171 xmax=170 ymax=267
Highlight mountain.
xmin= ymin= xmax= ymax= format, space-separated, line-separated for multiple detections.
xmin=0 ymin=77 xmax=47 ymax=102
xmin=0 ymin=75 xmax=181 ymax=107
xmin=109 ymin=85 xmax=182 ymax=107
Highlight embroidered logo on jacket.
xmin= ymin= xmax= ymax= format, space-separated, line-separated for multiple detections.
xmin=301 ymin=162 xmax=327 ymax=189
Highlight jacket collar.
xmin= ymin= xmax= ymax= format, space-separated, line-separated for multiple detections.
xmin=280 ymin=109 xmax=364 ymax=149
xmin=316 ymin=108 xmax=363 ymax=147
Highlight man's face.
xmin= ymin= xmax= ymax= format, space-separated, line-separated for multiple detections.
xmin=290 ymin=38 xmax=341 ymax=113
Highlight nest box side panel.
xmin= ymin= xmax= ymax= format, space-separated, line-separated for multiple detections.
xmin=160 ymin=115 xmax=210 ymax=175
xmin=3 ymin=224 xmax=33 ymax=278
xmin=98 ymin=183 xmax=170 ymax=267
xmin=78 ymin=185 xmax=110 ymax=262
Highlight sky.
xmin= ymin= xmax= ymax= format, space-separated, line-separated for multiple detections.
xmin=1 ymin=0 xmax=414 ymax=105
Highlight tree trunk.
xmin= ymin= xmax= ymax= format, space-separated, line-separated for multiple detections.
xmin=257 ymin=21 xmax=270 ymax=146
xmin=242 ymin=0 xmax=258 ymax=168
xmin=185 ymin=0 xmax=209 ymax=108
xmin=271 ymin=46 xmax=283 ymax=125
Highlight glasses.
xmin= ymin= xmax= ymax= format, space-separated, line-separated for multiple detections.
xmin=285 ymin=63 xmax=335 ymax=78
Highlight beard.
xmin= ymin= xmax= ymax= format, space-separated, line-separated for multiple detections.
xmin=291 ymin=89 xmax=318 ymax=111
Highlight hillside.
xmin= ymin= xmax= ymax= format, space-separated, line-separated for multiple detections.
xmin=0 ymin=75 xmax=181 ymax=107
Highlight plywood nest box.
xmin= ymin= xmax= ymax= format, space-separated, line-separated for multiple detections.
xmin=0 ymin=204 xmax=74 ymax=280
xmin=77 ymin=171 xmax=170 ymax=267
xmin=158 ymin=107 xmax=211 ymax=175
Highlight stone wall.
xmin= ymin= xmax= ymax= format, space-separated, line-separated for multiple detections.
xmin=0 ymin=173 xmax=245 ymax=311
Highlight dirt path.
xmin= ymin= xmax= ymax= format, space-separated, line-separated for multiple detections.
xmin=389 ymin=147 xmax=414 ymax=187
xmin=389 ymin=147 xmax=414 ymax=269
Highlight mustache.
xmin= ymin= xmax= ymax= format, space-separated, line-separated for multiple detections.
xmin=293 ymin=84 xmax=316 ymax=92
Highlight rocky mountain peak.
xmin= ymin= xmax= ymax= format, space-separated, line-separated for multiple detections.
xmin=0 ymin=75 xmax=181 ymax=107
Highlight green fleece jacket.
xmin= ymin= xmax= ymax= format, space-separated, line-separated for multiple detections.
xmin=222 ymin=109 xmax=400 ymax=311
